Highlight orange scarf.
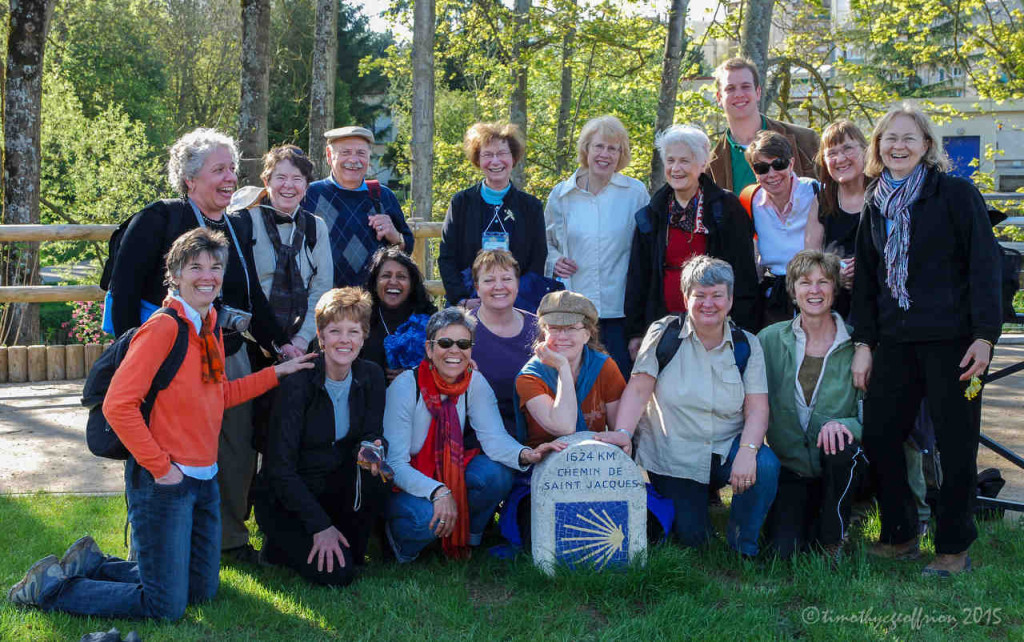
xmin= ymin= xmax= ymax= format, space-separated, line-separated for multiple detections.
xmin=199 ymin=310 xmax=226 ymax=383
xmin=415 ymin=361 xmax=473 ymax=559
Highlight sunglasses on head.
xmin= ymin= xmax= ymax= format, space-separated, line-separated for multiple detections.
xmin=431 ymin=338 xmax=474 ymax=350
xmin=752 ymin=158 xmax=790 ymax=175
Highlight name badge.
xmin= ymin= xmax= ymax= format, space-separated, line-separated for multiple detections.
xmin=482 ymin=231 xmax=510 ymax=251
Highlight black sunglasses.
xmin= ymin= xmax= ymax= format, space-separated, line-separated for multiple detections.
xmin=751 ymin=158 xmax=790 ymax=175
xmin=431 ymin=338 xmax=474 ymax=350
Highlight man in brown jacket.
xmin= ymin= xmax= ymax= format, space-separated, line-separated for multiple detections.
xmin=707 ymin=57 xmax=820 ymax=194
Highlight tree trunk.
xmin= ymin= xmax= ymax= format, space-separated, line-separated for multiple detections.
xmin=554 ymin=5 xmax=576 ymax=175
xmin=740 ymin=0 xmax=774 ymax=112
xmin=649 ymin=0 xmax=688 ymax=192
xmin=2 ymin=0 xmax=54 ymax=345
xmin=309 ymin=0 xmax=339 ymax=179
xmin=238 ymin=0 xmax=271 ymax=187
xmin=411 ymin=0 xmax=435 ymax=224
xmin=508 ymin=0 xmax=530 ymax=186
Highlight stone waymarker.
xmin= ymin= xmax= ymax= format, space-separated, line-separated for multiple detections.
xmin=531 ymin=432 xmax=646 ymax=575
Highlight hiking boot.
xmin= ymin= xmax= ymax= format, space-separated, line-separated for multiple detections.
xmin=60 ymin=535 xmax=106 ymax=579
xmin=869 ymin=538 xmax=920 ymax=560
xmin=8 ymin=555 xmax=65 ymax=607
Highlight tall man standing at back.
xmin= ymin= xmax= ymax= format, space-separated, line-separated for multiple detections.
xmin=707 ymin=58 xmax=820 ymax=194
xmin=302 ymin=126 xmax=415 ymax=287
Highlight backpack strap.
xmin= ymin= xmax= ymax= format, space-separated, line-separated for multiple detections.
xmin=654 ymin=313 xmax=750 ymax=375
xmin=739 ymin=184 xmax=759 ymax=219
xmin=147 ymin=307 xmax=192 ymax=399
xmin=366 ymin=179 xmax=383 ymax=214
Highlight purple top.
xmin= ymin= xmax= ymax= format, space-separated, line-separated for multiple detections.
xmin=470 ymin=308 xmax=538 ymax=435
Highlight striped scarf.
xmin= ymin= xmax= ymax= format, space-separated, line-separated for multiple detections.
xmin=873 ymin=164 xmax=927 ymax=310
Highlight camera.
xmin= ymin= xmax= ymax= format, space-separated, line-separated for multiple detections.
xmin=216 ymin=303 xmax=252 ymax=333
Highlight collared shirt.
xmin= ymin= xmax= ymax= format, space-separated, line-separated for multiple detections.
xmin=631 ymin=314 xmax=768 ymax=484
xmin=789 ymin=312 xmax=851 ymax=432
xmin=752 ymin=175 xmax=818 ymax=274
xmin=543 ymin=170 xmax=650 ymax=318
xmin=725 ymin=115 xmax=767 ymax=193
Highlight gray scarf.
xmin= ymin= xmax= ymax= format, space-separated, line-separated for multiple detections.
xmin=872 ymin=164 xmax=927 ymax=310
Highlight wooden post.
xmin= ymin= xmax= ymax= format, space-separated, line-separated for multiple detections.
xmin=8 ymin=346 xmax=27 ymax=382
xmin=84 ymin=343 xmax=104 ymax=372
xmin=65 ymin=344 xmax=85 ymax=379
xmin=409 ymin=218 xmax=427 ymax=275
xmin=0 ymin=347 xmax=7 ymax=383
xmin=46 ymin=345 xmax=66 ymax=380
xmin=27 ymin=345 xmax=47 ymax=381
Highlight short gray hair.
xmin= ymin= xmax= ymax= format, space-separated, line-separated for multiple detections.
xmin=680 ymin=255 xmax=734 ymax=298
xmin=426 ymin=307 xmax=477 ymax=341
xmin=654 ymin=125 xmax=711 ymax=168
xmin=164 ymin=228 xmax=230 ymax=289
xmin=167 ymin=128 xmax=239 ymax=195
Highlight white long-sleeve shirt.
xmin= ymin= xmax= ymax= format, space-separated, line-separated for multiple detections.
xmin=544 ymin=170 xmax=650 ymax=318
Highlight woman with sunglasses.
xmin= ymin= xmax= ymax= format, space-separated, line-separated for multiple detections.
xmin=743 ymin=130 xmax=822 ymax=327
xmin=383 ymin=308 xmax=564 ymax=562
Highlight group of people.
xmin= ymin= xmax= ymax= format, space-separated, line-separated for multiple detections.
xmin=8 ymin=55 xmax=1004 ymax=621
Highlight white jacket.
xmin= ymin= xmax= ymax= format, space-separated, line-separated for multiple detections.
xmin=544 ymin=170 xmax=650 ymax=318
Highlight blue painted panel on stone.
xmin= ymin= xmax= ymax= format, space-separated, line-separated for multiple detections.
xmin=554 ymin=501 xmax=628 ymax=570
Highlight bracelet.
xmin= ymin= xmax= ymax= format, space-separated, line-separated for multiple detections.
xmin=615 ymin=428 xmax=633 ymax=438
xmin=976 ymin=338 xmax=994 ymax=349
xmin=742 ymin=442 xmax=760 ymax=452
xmin=431 ymin=487 xmax=451 ymax=503
xmin=853 ymin=342 xmax=872 ymax=350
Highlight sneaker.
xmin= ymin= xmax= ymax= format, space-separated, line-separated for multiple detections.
xmin=868 ymin=538 xmax=921 ymax=560
xmin=60 ymin=535 xmax=106 ymax=579
xmin=8 ymin=555 xmax=65 ymax=607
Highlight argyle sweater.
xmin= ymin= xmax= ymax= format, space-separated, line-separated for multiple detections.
xmin=301 ymin=178 xmax=415 ymax=287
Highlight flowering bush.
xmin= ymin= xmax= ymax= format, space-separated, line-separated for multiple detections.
xmin=62 ymin=300 xmax=105 ymax=344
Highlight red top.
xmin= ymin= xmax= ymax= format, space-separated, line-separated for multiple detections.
xmin=663 ymin=227 xmax=708 ymax=313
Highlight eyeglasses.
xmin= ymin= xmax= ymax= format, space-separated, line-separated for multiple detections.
xmin=546 ymin=324 xmax=586 ymax=336
xmin=751 ymin=158 xmax=790 ymax=175
xmin=430 ymin=338 xmax=474 ymax=350
xmin=480 ymin=150 xmax=512 ymax=161
xmin=589 ymin=143 xmax=621 ymax=155
xmin=824 ymin=143 xmax=862 ymax=161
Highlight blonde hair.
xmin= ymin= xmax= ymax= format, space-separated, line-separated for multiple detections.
xmin=576 ymin=115 xmax=631 ymax=172
xmin=463 ymin=122 xmax=525 ymax=168
xmin=785 ymin=250 xmax=841 ymax=302
xmin=865 ymin=102 xmax=950 ymax=178
xmin=315 ymin=287 xmax=372 ymax=335
xmin=472 ymin=249 xmax=520 ymax=284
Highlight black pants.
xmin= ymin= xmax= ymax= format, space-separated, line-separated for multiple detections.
xmin=758 ymin=275 xmax=796 ymax=329
xmin=766 ymin=442 xmax=866 ymax=559
xmin=254 ymin=467 xmax=387 ymax=586
xmin=863 ymin=339 xmax=980 ymax=554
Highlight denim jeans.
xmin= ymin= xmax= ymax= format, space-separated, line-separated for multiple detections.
xmin=648 ymin=435 xmax=780 ymax=556
xmin=39 ymin=458 xmax=221 ymax=620
xmin=386 ymin=454 xmax=515 ymax=562
xmin=598 ymin=317 xmax=632 ymax=379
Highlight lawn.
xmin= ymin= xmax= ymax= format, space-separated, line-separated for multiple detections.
xmin=1 ymin=494 xmax=1022 ymax=641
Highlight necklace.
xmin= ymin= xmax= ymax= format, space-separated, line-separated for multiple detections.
xmin=378 ymin=307 xmax=391 ymax=336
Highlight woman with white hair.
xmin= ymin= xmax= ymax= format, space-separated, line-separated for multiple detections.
xmin=624 ymin=125 xmax=758 ymax=360
xmin=544 ymin=115 xmax=650 ymax=374
xmin=104 ymin=127 xmax=282 ymax=561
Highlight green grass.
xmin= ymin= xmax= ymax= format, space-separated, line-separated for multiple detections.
xmin=1 ymin=494 xmax=1022 ymax=641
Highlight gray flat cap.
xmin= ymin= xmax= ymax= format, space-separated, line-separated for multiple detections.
xmin=324 ymin=126 xmax=375 ymax=144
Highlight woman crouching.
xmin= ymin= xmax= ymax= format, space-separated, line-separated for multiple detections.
xmin=383 ymin=308 xmax=563 ymax=561
xmin=254 ymin=287 xmax=389 ymax=585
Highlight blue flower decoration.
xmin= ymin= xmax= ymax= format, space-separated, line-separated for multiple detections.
xmin=384 ymin=313 xmax=431 ymax=369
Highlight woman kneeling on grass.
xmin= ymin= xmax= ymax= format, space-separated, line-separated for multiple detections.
xmin=6 ymin=228 xmax=314 ymax=620
xmin=253 ymin=287 xmax=390 ymax=586
xmin=383 ymin=308 xmax=564 ymax=562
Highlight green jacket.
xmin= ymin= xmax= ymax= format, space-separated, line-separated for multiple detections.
xmin=757 ymin=315 xmax=862 ymax=479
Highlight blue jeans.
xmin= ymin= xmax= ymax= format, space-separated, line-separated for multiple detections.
xmin=386 ymin=454 xmax=514 ymax=562
xmin=599 ymin=317 xmax=632 ymax=378
xmin=39 ymin=458 xmax=221 ymax=620
xmin=648 ymin=436 xmax=780 ymax=556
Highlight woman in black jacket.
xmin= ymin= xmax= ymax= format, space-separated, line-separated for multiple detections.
xmin=438 ymin=122 xmax=547 ymax=307
xmin=254 ymin=287 xmax=389 ymax=586
xmin=852 ymin=102 xmax=1001 ymax=577
xmin=624 ymin=125 xmax=758 ymax=359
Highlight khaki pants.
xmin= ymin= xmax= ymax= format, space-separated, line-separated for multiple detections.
xmin=218 ymin=348 xmax=256 ymax=550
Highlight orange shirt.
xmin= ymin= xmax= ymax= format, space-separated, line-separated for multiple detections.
xmin=515 ymin=358 xmax=626 ymax=448
xmin=102 ymin=298 xmax=278 ymax=478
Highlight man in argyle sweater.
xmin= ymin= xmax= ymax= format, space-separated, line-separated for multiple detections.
xmin=302 ymin=126 xmax=415 ymax=287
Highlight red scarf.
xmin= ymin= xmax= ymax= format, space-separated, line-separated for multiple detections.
xmin=199 ymin=308 xmax=226 ymax=384
xmin=413 ymin=361 xmax=473 ymax=559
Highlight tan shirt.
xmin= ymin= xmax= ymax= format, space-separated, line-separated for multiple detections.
xmin=631 ymin=314 xmax=768 ymax=484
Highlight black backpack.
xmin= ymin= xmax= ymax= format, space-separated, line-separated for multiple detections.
xmin=81 ymin=307 xmax=213 ymax=459
xmin=654 ymin=313 xmax=751 ymax=374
